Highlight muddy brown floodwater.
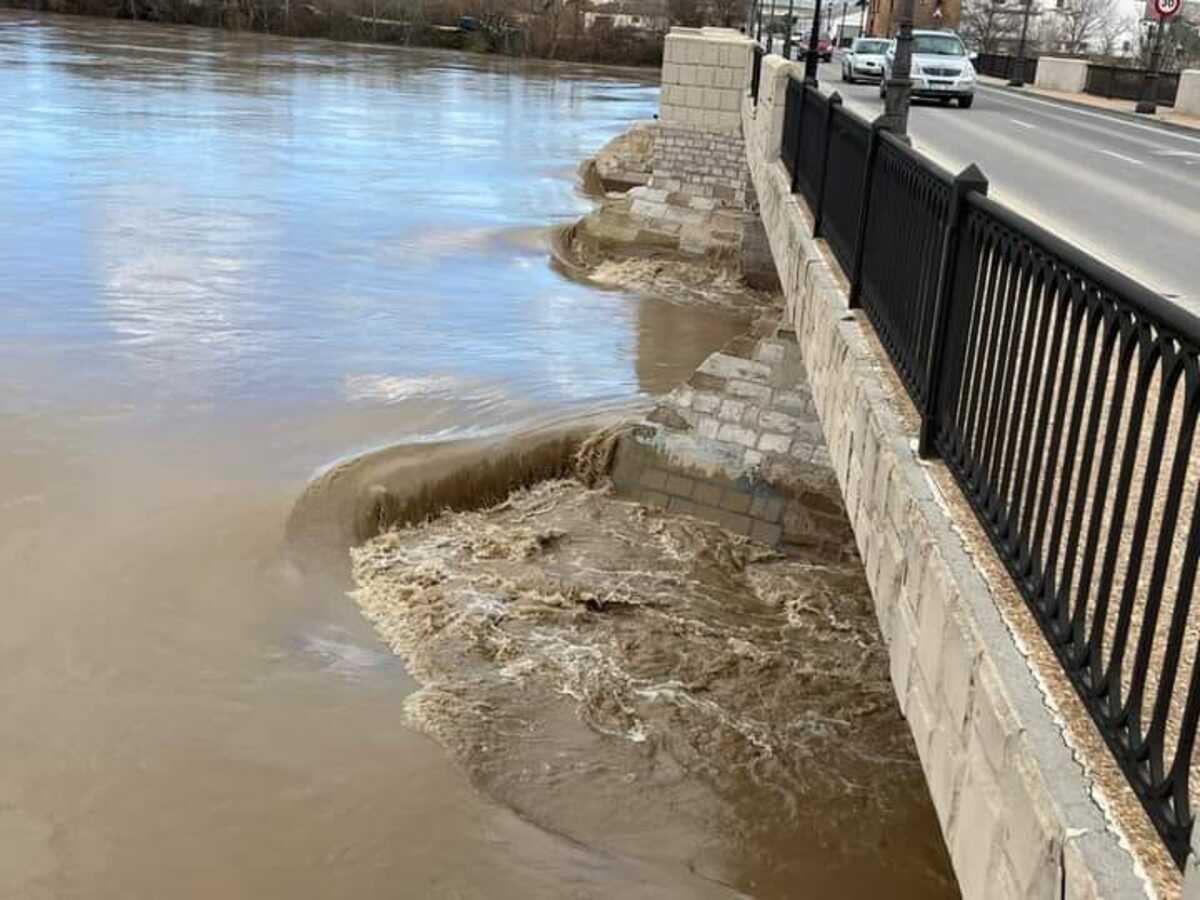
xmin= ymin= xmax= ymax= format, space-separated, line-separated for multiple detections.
xmin=0 ymin=10 xmax=953 ymax=899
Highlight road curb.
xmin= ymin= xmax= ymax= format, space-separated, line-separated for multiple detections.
xmin=977 ymin=81 xmax=1200 ymax=138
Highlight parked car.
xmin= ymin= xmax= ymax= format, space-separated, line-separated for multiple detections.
xmin=793 ymin=37 xmax=833 ymax=62
xmin=840 ymin=37 xmax=890 ymax=83
xmin=878 ymin=29 xmax=977 ymax=108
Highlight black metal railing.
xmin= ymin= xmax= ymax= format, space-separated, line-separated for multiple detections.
xmin=750 ymin=44 xmax=765 ymax=105
xmin=775 ymin=70 xmax=1200 ymax=868
xmin=816 ymin=103 xmax=870 ymax=277
xmin=781 ymin=76 xmax=804 ymax=184
xmin=1086 ymin=64 xmax=1180 ymax=107
xmin=792 ymin=85 xmax=829 ymax=209
xmin=975 ymin=52 xmax=1039 ymax=82
xmin=934 ymin=194 xmax=1200 ymax=866
xmin=855 ymin=132 xmax=953 ymax=412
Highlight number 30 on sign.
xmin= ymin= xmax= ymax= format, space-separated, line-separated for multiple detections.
xmin=1151 ymin=0 xmax=1182 ymax=19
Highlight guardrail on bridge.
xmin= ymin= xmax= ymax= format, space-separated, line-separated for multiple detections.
xmin=780 ymin=75 xmax=1200 ymax=870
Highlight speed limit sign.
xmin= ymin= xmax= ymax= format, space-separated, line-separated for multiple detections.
xmin=1152 ymin=0 xmax=1182 ymax=19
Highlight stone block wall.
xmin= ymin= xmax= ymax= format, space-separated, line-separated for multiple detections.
xmin=660 ymin=28 xmax=752 ymax=133
xmin=649 ymin=125 xmax=748 ymax=208
xmin=741 ymin=57 xmax=1156 ymax=900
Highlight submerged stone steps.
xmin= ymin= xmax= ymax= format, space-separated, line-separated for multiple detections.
xmin=610 ymin=327 xmax=854 ymax=558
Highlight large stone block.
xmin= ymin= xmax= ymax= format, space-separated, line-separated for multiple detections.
xmin=999 ymin=753 xmax=1062 ymax=900
xmin=1033 ymin=57 xmax=1089 ymax=94
xmin=949 ymin=746 xmax=1003 ymax=900
xmin=1178 ymin=69 xmax=1200 ymax=117
xmin=889 ymin=597 xmax=919 ymax=715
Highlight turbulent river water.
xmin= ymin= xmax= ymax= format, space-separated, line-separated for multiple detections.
xmin=0 ymin=12 xmax=953 ymax=898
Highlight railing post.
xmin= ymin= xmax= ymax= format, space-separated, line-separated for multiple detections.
xmin=847 ymin=120 xmax=884 ymax=310
xmin=790 ymin=82 xmax=808 ymax=195
xmin=813 ymin=91 xmax=841 ymax=238
xmin=918 ymin=162 xmax=989 ymax=459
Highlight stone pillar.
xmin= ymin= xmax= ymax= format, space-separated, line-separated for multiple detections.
xmin=1176 ymin=70 xmax=1200 ymax=117
xmin=660 ymin=27 xmax=754 ymax=133
xmin=652 ymin=27 xmax=758 ymax=209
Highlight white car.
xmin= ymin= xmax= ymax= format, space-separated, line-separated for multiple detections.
xmin=841 ymin=37 xmax=890 ymax=83
xmin=878 ymin=29 xmax=977 ymax=108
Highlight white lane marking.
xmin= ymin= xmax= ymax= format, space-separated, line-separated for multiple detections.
xmin=1010 ymin=118 xmax=1036 ymax=129
xmin=976 ymin=84 xmax=1200 ymax=148
xmin=1098 ymin=149 xmax=1146 ymax=166
xmin=1153 ymin=149 xmax=1200 ymax=159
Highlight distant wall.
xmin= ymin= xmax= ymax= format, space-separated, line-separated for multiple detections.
xmin=1034 ymin=57 xmax=1088 ymax=94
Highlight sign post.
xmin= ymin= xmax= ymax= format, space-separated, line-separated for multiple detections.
xmin=1136 ymin=0 xmax=1183 ymax=114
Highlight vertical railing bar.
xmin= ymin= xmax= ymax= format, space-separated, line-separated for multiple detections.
xmin=812 ymin=93 xmax=841 ymax=238
xmin=960 ymin=225 xmax=1008 ymax=491
xmin=976 ymin=235 xmax=1029 ymax=517
xmin=1015 ymin=272 xmax=1074 ymax=582
xmin=1061 ymin=305 xmax=1123 ymax=662
xmin=1119 ymin=357 xmax=1191 ymax=741
xmin=1035 ymin=285 xmax=1104 ymax=632
xmin=941 ymin=213 xmax=986 ymax=460
xmin=848 ymin=121 xmax=883 ymax=310
xmin=1140 ymin=374 xmax=1200 ymax=786
xmin=983 ymin=241 xmax=1041 ymax=520
xmin=1093 ymin=335 xmax=1163 ymax=720
xmin=1085 ymin=330 xmax=1156 ymax=711
xmin=920 ymin=164 xmax=987 ymax=458
xmin=950 ymin=219 xmax=995 ymax=463
xmin=994 ymin=258 xmax=1049 ymax=548
xmin=1026 ymin=292 xmax=1089 ymax=610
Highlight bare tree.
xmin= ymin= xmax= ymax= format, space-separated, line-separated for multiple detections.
xmin=960 ymin=0 xmax=1021 ymax=53
xmin=1052 ymin=0 xmax=1115 ymax=53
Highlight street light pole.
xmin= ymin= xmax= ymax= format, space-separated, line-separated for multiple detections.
xmin=805 ymin=0 xmax=826 ymax=82
xmin=880 ymin=0 xmax=913 ymax=134
xmin=1008 ymin=0 xmax=1033 ymax=87
xmin=784 ymin=0 xmax=795 ymax=58
xmin=1136 ymin=18 xmax=1165 ymax=114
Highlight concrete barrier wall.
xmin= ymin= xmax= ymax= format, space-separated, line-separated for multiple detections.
xmin=1033 ymin=57 xmax=1089 ymax=94
xmin=1177 ymin=69 xmax=1200 ymax=116
xmin=741 ymin=54 xmax=1154 ymax=900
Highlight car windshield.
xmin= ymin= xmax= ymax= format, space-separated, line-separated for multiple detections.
xmin=912 ymin=34 xmax=966 ymax=56
xmin=854 ymin=40 xmax=889 ymax=54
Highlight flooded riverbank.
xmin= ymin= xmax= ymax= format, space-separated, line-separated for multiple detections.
xmin=351 ymin=472 xmax=956 ymax=897
xmin=0 ymin=11 xmax=954 ymax=897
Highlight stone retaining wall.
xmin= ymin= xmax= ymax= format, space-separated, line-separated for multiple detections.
xmin=743 ymin=54 xmax=1155 ymax=900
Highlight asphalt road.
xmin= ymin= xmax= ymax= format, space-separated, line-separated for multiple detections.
xmin=818 ymin=59 xmax=1200 ymax=315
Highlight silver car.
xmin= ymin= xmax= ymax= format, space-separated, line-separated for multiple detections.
xmin=841 ymin=37 xmax=890 ymax=84
xmin=878 ymin=29 xmax=977 ymax=108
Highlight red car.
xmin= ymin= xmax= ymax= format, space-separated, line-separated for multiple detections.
xmin=793 ymin=38 xmax=833 ymax=62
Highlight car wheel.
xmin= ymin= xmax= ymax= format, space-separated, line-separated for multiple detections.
xmin=958 ymin=95 xmax=974 ymax=108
